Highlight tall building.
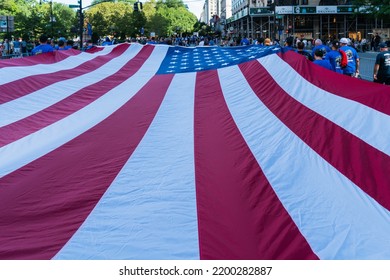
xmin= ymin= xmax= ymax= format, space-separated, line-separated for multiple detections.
xmin=201 ymin=0 xmax=219 ymax=25
xmin=221 ymin=0 xmax=232 ymax=24
xmin=225 ymin=0 xmax=390 ymax=42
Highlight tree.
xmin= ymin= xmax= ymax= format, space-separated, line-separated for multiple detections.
xmin=86 ymin=2 xmax=134 ymax=39
xmin=147 ymin=0 xmax=197 ymax=37
xmin=156 ymin=0 xmax=185 ymax=9
xmin=147 ymin=8 xmax=170 ymax=37
xmin=1 ymin=0 xmax=76 ymax=40
xmin=352 ymin=0 xmax=390 ymax=19
xmin=91 ymin=0 xmax=135 ymax=5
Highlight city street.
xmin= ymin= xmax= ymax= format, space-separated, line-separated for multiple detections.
xmin=359 ymin=51 xmax=377 ymax=81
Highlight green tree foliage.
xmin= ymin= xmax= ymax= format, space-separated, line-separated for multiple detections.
xmin=149 ymin=0 xmax=197 ymax=37
xmin=91 ymin=0 xmax=135 ymax=6
xmin=352 ymin=0 xmax=390 ymax=19
xmin=1 ymin=0 xmax=76 ymax=40
xmin=1 ymin=0 xmax=199 ymax=41
xmin=85 ymin=2 xmax=133 ymax=37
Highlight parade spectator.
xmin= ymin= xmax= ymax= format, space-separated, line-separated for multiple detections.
xmin=2 ymin=38 xmax=10 ymax=56
xmin=31 ymin=34 xmax=54 ymax=55
xmin=340 ymin=37 xmax=360 ymax=77
xmin=361 ymin=38 xmax=367 ymax=52
xmin=13 ymin=38 xmax=22 ymax=56
xmin=264 ymin=38 xmax=271 ymax=46
xmin=373 ymin=42 xmax=390 ymax=85
xmin=374 ymin=33 xmax=381 ymax=51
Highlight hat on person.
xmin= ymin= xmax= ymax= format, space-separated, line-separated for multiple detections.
xmin=331 ymin=40 xmax=340 ymax=48
xmin=264 ymin=38 xmax=271 ymax=45
xmin=379 ymin=42 xmax=388 ymax=48
xmin=340 ymin=38 xmax=348 ymax=44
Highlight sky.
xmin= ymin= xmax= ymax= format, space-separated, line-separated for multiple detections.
xmin=55 ymin=0 xmax=204 ymax=19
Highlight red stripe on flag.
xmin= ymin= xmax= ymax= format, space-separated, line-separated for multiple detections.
xmin=194 ymin=70 xmax=317 ymax=260
xmin=240 ymin=60 xmax=390 ymax=211
xmin=0 ymin=44 xmax=130 ymax=104
xmin=85 ymin=46 xmax=106 ymax=54
xmin=0 ymin=45 xmax=153 ymax=147
xmin=0 ymin=74 xmax=173 ymax=260
xmin=281 ymin=51 xmax=390 ymax=116
xmin=0 ymin=49 xmax=77 ymax=69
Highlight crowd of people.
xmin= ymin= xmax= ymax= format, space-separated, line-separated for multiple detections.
xmin=290 ymin=36 xmax=389 ymax=85
xmin=1 ymin=33 xmax=389 ymax=85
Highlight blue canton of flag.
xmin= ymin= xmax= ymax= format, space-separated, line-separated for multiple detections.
xmin=157 ymin=45 xmax=281 ymax=74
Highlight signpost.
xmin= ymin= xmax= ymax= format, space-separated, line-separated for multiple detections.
xmin=0 ymin=15 xmax=14 ymax=33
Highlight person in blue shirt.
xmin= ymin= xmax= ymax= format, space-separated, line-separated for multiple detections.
xmin=55 ymin=38 xmax=68 ymax=51
xmin=13 ymin=38 xmax=21 ymax=56
xmin=31 ymin=34 xmax=54 ymax=55
xmin=311 ymin=39 xmax=331 ymax=58
xmin=240 ymin=36 xmax=250 ymax=46
xmin=313 ymin=49 xmax=333 ymax=71
xmin=340 ymin=37 xmax=360 ymax=77
xmin=325 ymin=40 xmax=343 ymax=74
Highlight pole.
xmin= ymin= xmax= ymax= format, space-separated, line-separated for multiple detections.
xmin=50 ymin=1 xmax=53 ymax=38
xmin=79 ymin=0 xmax=83 ymax=49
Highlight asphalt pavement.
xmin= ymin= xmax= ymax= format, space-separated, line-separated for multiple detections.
xmin=358 ymin=51 xmax=378 ymax=81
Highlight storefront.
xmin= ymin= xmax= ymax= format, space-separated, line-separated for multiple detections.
xmin=225 ymin=5 xmax=389 ymax=43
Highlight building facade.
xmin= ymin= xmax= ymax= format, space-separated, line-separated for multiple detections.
xmin=200 ymin=0 xmax=219 ymax=25
xmin=224 ymin=0 xmax=390 ymax=43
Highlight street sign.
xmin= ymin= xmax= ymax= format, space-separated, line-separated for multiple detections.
xmin=69 ymin=4 xmax=79 ymax=8
xmin=0 ymin=15 xmax=14 ymax=32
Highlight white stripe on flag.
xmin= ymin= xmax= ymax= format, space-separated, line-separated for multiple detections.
xmin=259 ymin=54 xmax=390 ymax=156
xmin=0 ymin=44 xmax=143 ymax=127
xmin=54 ymin=72 xmax=199 ymax=260
xmin=218 ymin=65 xmax=390 ymax=259
xmin=0 ymin=46 xmax=114 ymax=85
xmin=0 ymin=45 xmax=168 ymax=178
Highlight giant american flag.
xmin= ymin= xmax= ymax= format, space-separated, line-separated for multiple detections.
xmin=1 ymin=43 xmax=390 ymax=260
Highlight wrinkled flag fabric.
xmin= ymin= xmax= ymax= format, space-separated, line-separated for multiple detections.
xmin=1 ymin=43 xmax=390 ymax=260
